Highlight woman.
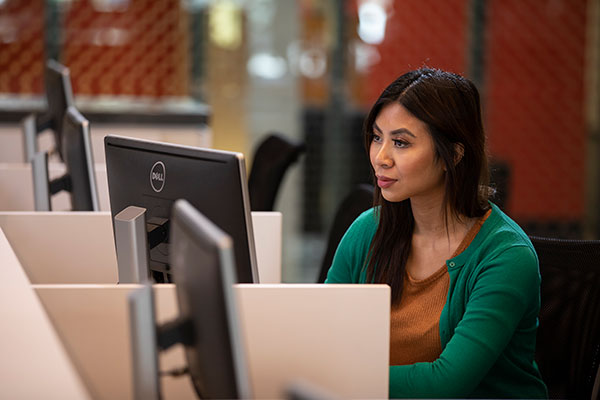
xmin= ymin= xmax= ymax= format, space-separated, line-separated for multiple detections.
xmin=325 ymin=68 xmax=548 ymax=398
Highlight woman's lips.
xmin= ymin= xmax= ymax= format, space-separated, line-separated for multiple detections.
xmin=377 ymin=176 xmax=397 ymax=189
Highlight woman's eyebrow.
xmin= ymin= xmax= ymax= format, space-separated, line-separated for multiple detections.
xmin=373 ymin=123 xmax=415 ymax=138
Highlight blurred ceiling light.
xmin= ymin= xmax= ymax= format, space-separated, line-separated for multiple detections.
xmin=91 ymin=28 xmax=129 ymax=46
xmin=247 ymin=52 xmax=287 ymax=80
xmin=209 ymin=0 xmax=243 ymax=50
xmin=299 ymin=47 xmax=327 ymax=79
xmin=353 ymin=41 xmax=380 ymax=73
xmin=358 ymin=1 xmax=387 ymax=45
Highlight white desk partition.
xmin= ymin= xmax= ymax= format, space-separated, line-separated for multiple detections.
xmin=0 ymin=229 xmax=91 ymax=399
xmin=0 ymin=162 xmax=110 ymax=211
xmin=236 ymin=284 xmax=390 ymax=399
xmin=0 ymin=211 xmax=281 ymax=285
xmin=33 ymin=284 xmax=195 ymax=400
xmin=0 ymin=212 xmax=118 ymax=284
xmin=0 ymin=123 xmax=211 ymax=164
xmin=251 ymin=211 xmax=282 ymax=283
xmin=33 ymin=283 xmax=389 ymax=400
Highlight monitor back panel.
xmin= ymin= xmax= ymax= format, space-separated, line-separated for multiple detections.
xmin=105 ymin=135 xmax=256 ymax=283
xmin=234 ymin=283 xmax=390 ymax=399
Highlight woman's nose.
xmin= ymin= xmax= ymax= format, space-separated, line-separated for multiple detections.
xmin=374 ymin=144 xmax=393 ymax=168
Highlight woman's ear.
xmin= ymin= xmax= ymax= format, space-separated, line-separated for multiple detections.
xmin=454 ymin=143 xmax=465 ymax=165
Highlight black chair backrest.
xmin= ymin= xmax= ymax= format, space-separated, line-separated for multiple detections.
xmin=529 ymin=235 xmax=600 ymax=399
xmin=317 ymin=184 xmax=374 ymax=283
xmin=248 ymin=133 xmax=305 ymax=211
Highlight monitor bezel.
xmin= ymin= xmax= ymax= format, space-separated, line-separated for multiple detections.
xmin=61 ymin=106 xmax=100 ymax=211
xmin=45 ymin=59 xmax=75 ymax=160
xmin=171 ymin=198 xmax=251 ymax=399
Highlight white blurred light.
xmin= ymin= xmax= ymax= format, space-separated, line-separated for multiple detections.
xmin=91 ymin=28 xmax=129 ymax=46
xmin=209 ymin=1 xmax=243 ymax=50
xmin=358 ymin=2 xmax=387 ymax=45
xmin=353 ymin=41 xmax=381 ymax=73
xmin=247 ymin=52 xmax=287 ymax=80
xmin=299 ymin=48 xmax=327 ymax=79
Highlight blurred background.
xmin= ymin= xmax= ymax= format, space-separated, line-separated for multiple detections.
xmin=0 ymin=0 xmax=598 ymax=282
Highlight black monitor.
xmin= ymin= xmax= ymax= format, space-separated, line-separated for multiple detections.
xmin=22 ymin=59 xmax=74 ymax=161
xmin=104 ymin=135 xmax=258 ymax=284
xmin=128 ymin=199 xmax=251 ymax=399
xmin=32 ymin=106 xmax=100 ymax=211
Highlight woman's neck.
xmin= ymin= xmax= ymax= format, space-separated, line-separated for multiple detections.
xmin=410 ymin=196 xmax=474 ymax=242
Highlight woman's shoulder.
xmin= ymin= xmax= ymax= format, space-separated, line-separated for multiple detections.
xmin=466 ymin=203 xmax=539 ymax=277
xmin=335 ymin=207 xmax=378 ymax=253
xmin=353 ymin=206 xmax=379 ymax=227
xmin=483 ymin=203 xmax=535 ymax=251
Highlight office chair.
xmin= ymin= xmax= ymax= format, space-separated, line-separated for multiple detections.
xmin=529 ymin=235 xmax=600 ymax=399
xmin=317 ymin=184 xmax=374 ymax=283
xmin=248 ymin=133 xmax=306 ymax=211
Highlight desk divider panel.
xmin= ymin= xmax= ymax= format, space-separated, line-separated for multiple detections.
xmin=33 ymin=284 xmax=195 ymax=400
xmin=33 ymin=283 xmax=390 ymax=400
xmin=0 ymin=163 xmax=110 ymax=211
xmin=0 ymin=211 xmax=281 ymax=285
xmin=0 ymin=229 xmax=91 ymax=399
xmin=251 ymin=211 xmax=282 ymax=283
xmin=0 ymin=212 xmax=118 ymax=284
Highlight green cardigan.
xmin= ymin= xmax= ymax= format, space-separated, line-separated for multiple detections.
xmin=325 ymin=203 xmax=548 ymax=399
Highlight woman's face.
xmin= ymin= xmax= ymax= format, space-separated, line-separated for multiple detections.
xmin=369 ymin=103 xmax=446 ymax=203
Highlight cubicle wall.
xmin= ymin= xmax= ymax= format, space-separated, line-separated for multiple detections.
xmin=33 ymin=283 xmax=390 ymax=400
xmin=0 ymin=163 xmax=110 ymax=212
xmin=1 ymin=211 xmax=388 ymax=399
xmin=0 ymin=211 xmax=281 ymax=285
xmin=0 ymin=122 xmax=211 ymax=164
xmin=0 ymin=228 xmax=92 ymax=399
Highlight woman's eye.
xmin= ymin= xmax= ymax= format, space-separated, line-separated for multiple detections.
xmin=393 ymin=140 xmax=408 ymax=148
xmin=372 ymin=134 xmax=382 ymax=143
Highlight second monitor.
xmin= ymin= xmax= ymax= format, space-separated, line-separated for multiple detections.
xmin=104 ymin=135 xmax=259 ymax=283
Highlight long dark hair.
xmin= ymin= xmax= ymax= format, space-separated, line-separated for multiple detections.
xmin=363 ymin=68 xmax=491 ymax=304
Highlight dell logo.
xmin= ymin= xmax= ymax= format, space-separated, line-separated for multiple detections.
xmin=150 ymin=161 xmax=166 ymax=192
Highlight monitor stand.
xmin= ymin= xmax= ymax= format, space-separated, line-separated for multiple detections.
xmin=128 ymin=284 xmax=195 ymax=400
xmin=114 ymin=206 xmax=151 ymax=283
xmin=21 ymin=112 xmax=54 ymax=162
xmin=31 ymin=151 xmax=51 ymax=211
xmin=22 ymin=114 xmax=38 ymax=162
xmin=128 ymin=284 xmax=161 ymax=400
xmin=114 ymin=206 xmax=172 ymax=284
xmin=31 ymin=150 xmax=72 ymax=211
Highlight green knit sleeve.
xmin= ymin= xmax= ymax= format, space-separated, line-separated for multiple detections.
xmin=324 ymin=208 xmax=377 ymax=284
xmin=389 ymin=244 xmax=545 ymax=399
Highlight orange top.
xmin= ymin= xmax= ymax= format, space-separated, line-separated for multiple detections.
xmin=390 ymin=209 xmax=491 ymax=365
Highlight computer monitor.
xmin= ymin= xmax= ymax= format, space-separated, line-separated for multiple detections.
xmin=22 ymin=59 xmax=75 ymax=162
xmin=104 ymin=135 xmax=258 ymax=284
xmin=128 ymin=199 xmax=251 ymax=399
xmin=31 ymin=106 xmax=100 ymax=211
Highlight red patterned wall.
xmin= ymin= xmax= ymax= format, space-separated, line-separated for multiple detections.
xmin=62 ymin=0 xmax=190 ymax=97
xmin=365 ymin=0 xmax=469 ymax=106
xmin=485 ymin=0 xmax=587 ymax=220
xmin=0 ymin=0 xmax=45 ymax=94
